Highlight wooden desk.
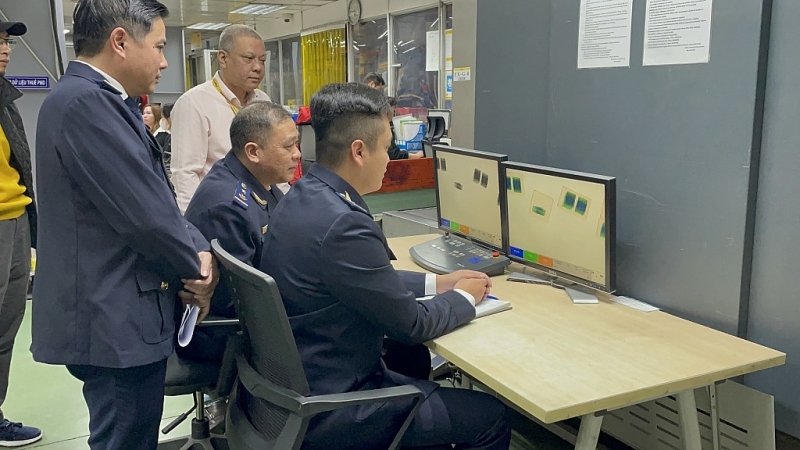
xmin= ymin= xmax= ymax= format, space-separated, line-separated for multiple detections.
xmin=389 ymin=235 xmax=786 ymax=450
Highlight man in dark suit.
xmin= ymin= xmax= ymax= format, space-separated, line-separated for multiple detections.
xmin=31 ymin=1 xmax=218 ymax=449
xmin=182 ymin=101 xmax=300 ymax=362
xmin=260 ymin=83 xmax=511 ymax=450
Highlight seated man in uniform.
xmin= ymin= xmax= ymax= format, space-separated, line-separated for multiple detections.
xmin=260 ymin=83 xmax=511 ymax=450
xmin=182 ymin=101 xmax=300 ymax=362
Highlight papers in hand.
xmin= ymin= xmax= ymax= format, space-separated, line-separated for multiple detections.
xmin=417 ymin=295 xmax=511 ymax=319
xmin=177 ymin=304 xmax=200 ymax=347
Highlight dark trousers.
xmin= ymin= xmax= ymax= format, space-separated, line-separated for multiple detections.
xmin=383 ymin=341 xmax=432 ymax=380
xmin=67 ymin=359 xmax=168 ymax=450
xmin=0 ymin=214 xmax=30 ymax=422
xmin=401 ymin=387 xmax=511 ymax=450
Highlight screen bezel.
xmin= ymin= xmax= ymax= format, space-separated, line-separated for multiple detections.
xmin=501 ymin=161 xmax=617 ymax=293
xmin=433 ymin=145 xmax=509 ymax=252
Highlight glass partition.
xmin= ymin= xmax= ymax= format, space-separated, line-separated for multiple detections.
xmin=392 ymin=7 xmax=440 ymax=118
xmin=264 ymin=40 xmax=280 ymax=101
xmin=351 ymin=19 xmax=389 ymax=85
xmin=282 ymin=36 xmax=303 ymax=109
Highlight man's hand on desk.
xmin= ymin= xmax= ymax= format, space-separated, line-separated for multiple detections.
xmin=181 ymin=251 xmax=220 ymax=323
xmin=454 ymin=278 xmax=489 ymax=305
xmin=437 ymin=270 xmax=492 ymax=303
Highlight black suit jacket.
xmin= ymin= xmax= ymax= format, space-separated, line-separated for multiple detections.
xmin=31 ymin=61 xmax=209 ymax=368
xmin=260 ymin=164 xmax=475 ymax=449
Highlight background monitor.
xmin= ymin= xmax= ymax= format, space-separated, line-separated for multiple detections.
xmin=502 ymin=162 xmax=616 ymax=292
xmin=433 ymin=145 xmax=508 ymax=250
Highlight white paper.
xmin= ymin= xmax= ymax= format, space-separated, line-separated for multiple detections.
xmin=426 ymin=30 xmax=440 ymax=72
xmin=577 ymin=0 xmax=634 ymax=69
xmin=445 ymin=29 xmax=453 ymax=71
xmin=417 ymin=296 xmax=511 ymax=319
xmin=643 ymin=0 xmax=713 ymax=66
xmin=611 ymin=296 xmax=661 ymax=312
xmin=177 ymin=304 xmax=200 ymax=347
xmin=453 ymin=67 xmax=471 ymax=82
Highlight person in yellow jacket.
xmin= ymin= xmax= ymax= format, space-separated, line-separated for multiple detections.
xmin=0 ymin=19 xmax=42 ymax=446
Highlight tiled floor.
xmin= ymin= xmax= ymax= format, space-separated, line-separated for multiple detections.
xmin=4 ymin=302 xmax=573 ymax=449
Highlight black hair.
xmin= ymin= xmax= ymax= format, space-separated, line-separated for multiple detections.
xmin=230 ymin=101 xmax=292 ymax=155
xmin=161 ymin=102 xmax=174 ymax=119
xmin=310 ymin=83 xmax=393 ymax=168
xmin=73 ymin=0 xmax=169 ymax=57
xmin=362 ymin=72 xmax=386 ymax=87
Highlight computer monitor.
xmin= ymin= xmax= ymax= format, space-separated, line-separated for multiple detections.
xmin=434 ymin=145 xmax=507 ymax=250
xmin=502 ymin=162 xmax=616 ymax=292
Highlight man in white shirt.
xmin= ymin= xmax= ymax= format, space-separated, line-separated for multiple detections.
xmin=171 ymin=24 xmax=271 ymax=212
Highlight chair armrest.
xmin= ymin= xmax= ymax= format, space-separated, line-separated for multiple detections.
xmin=197 ymin=315 xmax=240 ymax=327
xmin=298 ymin=385 xmax=424 ymax=417
xmin=236 ymin=355 xmax=307 ymax=413
xmin=236 ymin=355 xmax=424 ymax=417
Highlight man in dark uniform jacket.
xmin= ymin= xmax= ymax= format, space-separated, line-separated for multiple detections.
xmin=260 ymin=83 xmax=511 ymax=450
xmin=183 ymin=101 xmax=299 ymax=362
xmin=31 ymin=1 xmax=218 ymax=449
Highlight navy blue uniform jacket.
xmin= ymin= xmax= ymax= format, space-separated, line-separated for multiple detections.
xmin=185 ymin=150 xmax=283 ymax=316
xmin=31 ymin=62 xmax=209 ymax=369
xmin=260 ymin=164 xmax=475 ymax=449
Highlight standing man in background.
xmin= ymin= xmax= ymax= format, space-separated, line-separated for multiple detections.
xmin=171 ymin=24 xmax=271 ymax=212
xmin=0 ymin=19 xmax=42 ymax=447
xmin=32 ymin=1 xmax=218 ymax=449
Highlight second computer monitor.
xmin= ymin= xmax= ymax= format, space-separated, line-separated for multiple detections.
xmin=503 ymin=162 xmax=616 ymax=292
xmin=433 ymin=145 xmax=508 ymax=250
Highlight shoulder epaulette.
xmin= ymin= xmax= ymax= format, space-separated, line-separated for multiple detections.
xmin=233 ymin=182 xmax=249 ymax=209
xmin=336 ymin=192 xmax=369 ymax=215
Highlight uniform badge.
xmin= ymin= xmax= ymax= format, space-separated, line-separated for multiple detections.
xmin=251 ymin=191 xmax=267 ymax=207
xmin=233 ymin=182 xmax=249 ymax=209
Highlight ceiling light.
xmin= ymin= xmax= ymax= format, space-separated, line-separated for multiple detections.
xmin=63 ymin=29 xmax=70 ymax=34
xmin=231 ymin=4 xmax=286 ymax=15
xmin=187 ymin=22 xmax=230 ymax=30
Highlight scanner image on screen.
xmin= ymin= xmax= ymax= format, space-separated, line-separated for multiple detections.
xmin=506 ymin=168 xmax=607 ymax=286
xmin=436 ymin=150 xmax=502 ymax=248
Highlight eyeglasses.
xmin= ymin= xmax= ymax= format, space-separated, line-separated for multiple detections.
xmin=0 ymin=38 xmax=16 ymax=50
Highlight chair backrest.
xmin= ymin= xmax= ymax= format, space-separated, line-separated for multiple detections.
xmin=298 ymin=124 xmax=316 ymax=162
xmin=212 ymin=240 xmax=310 ymax=447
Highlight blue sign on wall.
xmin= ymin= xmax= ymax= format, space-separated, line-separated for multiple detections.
xmin=6 ymin=76 xmax=50 ymax=89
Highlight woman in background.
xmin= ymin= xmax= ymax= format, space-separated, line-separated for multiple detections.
xmin=142 ymin=104 xmax=162 ymax=134
xmin=154 ymin=103 xmax=173 ymax=173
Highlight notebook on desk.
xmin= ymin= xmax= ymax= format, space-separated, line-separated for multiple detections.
xmin=417 ymin=295 xmax=511 ymax=319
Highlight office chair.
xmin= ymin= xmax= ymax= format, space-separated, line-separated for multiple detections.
xmin=157 ymin=318 xmax=242 ymax=450
xmin=211 ymin=239 xmax=425 ymax=450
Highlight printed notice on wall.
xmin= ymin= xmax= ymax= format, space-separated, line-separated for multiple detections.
xmin=445 ymin=29 xmax=453 ymax=71
xmin=643 ymin=0 xmax=713 ymax=66
xmin=577 ymin=0 xmax=634 ymax=69
xmin=426 ymin=30 xmax=440 ymax=72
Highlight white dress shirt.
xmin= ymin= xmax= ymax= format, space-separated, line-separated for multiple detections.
xmin=74 ymin=60 xmax=127 ymax=99
xmin=424 ymin=274 xmax=476 ymax=306
xmin=170 ymin=72 xmax=271 ymax=212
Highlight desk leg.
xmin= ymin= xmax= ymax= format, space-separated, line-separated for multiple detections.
xmin=709 ymin=383 xmax=721 ymax=450
xmin=677 ymin=389 xmax=702 ymax=450
xmin=574 ymin=413 xmax=603 ymax=450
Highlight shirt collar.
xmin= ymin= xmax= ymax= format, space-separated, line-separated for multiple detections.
xmin=213 ymin=71 xmax=256 ymax=108
xmin=223 ymin=151 xmax=273 ymax=210
xmin=75 ymin=60 xmax=128 ymax=99
xmin=307 ymin=164 xmax=371 ymax=215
